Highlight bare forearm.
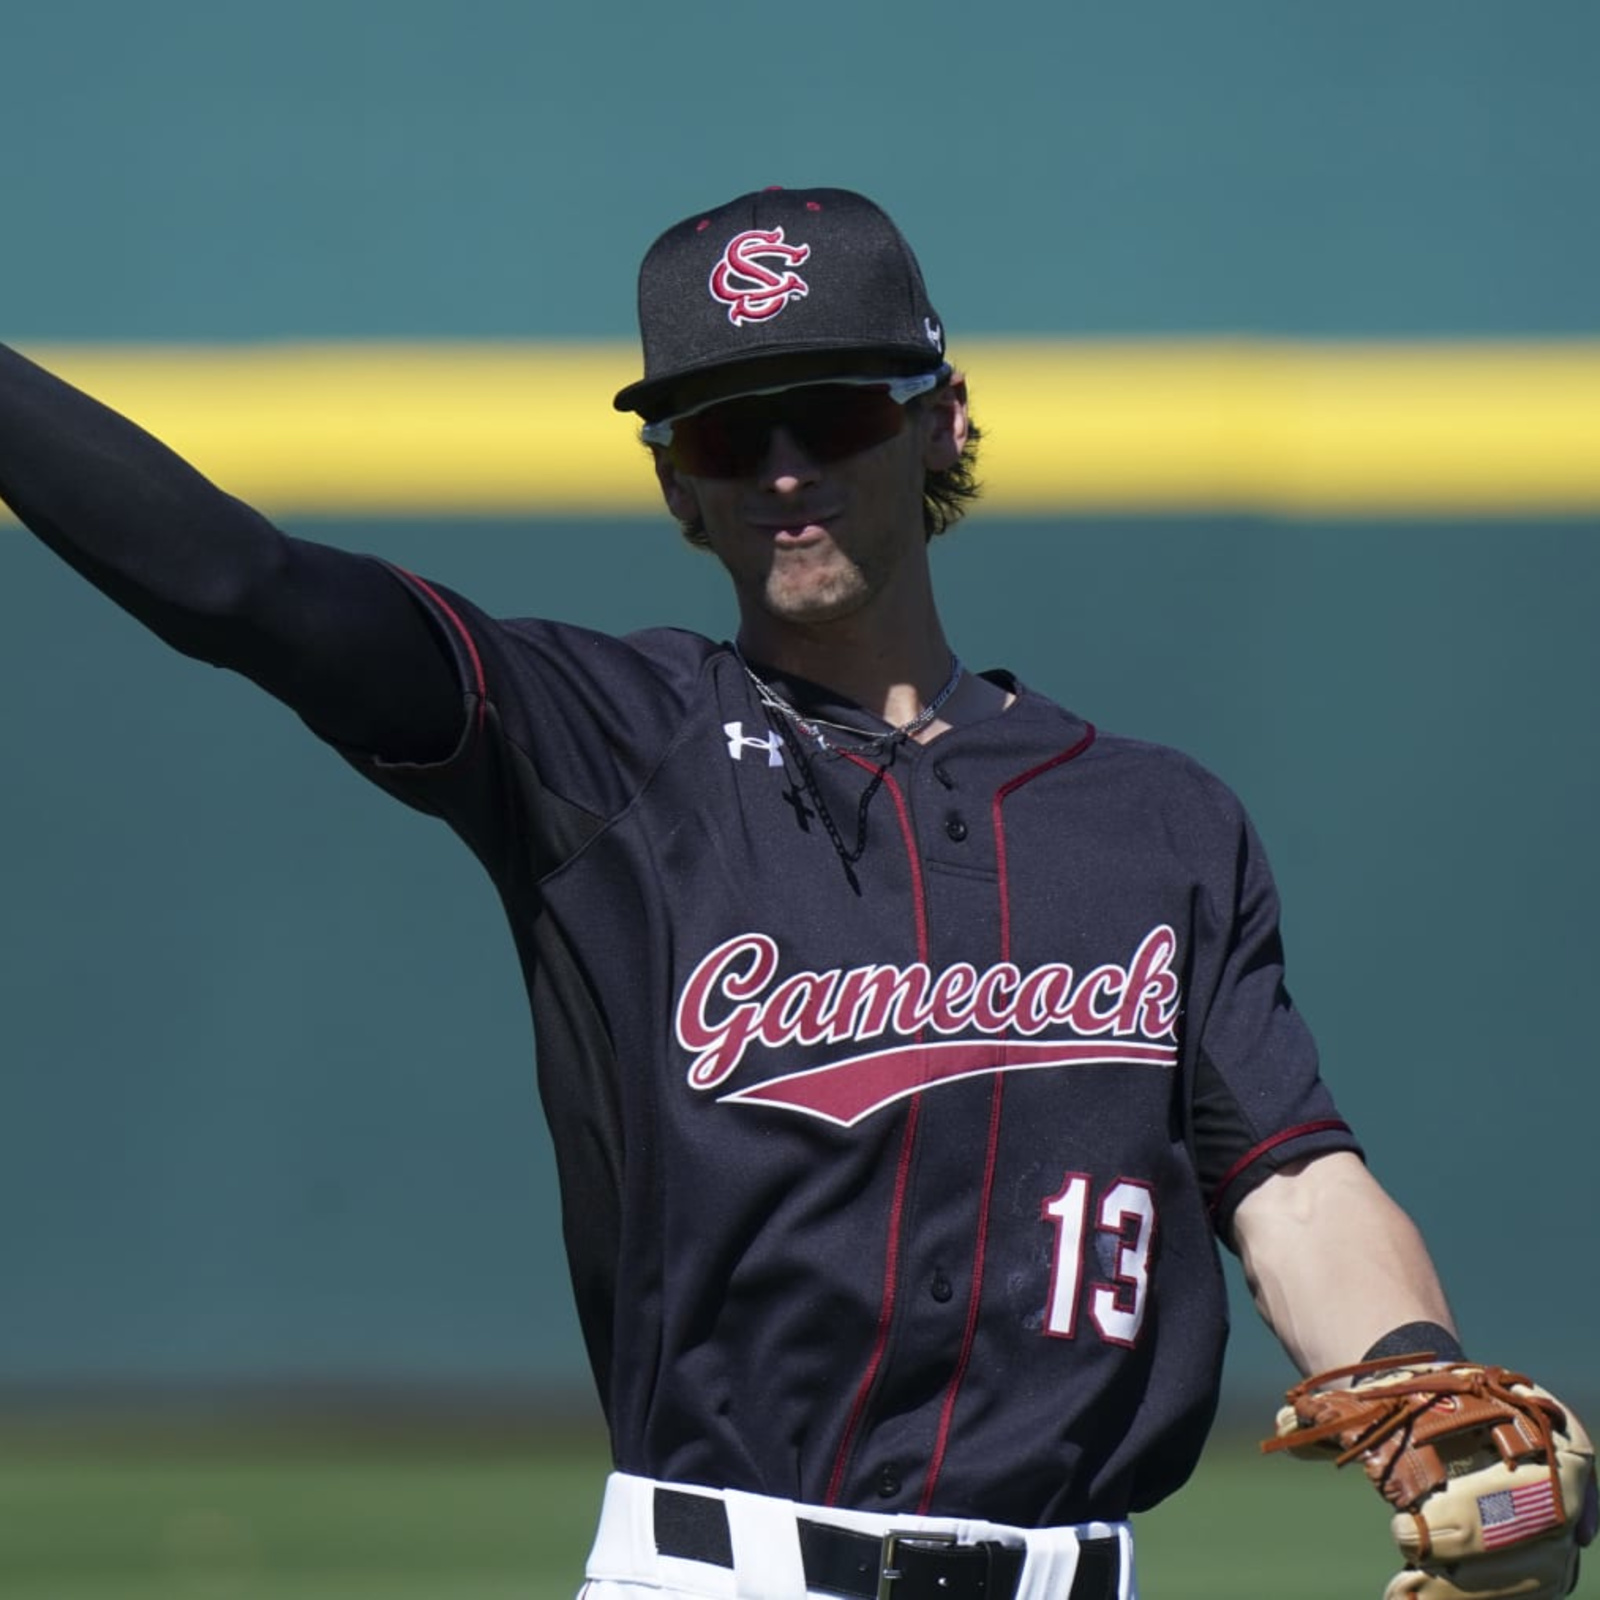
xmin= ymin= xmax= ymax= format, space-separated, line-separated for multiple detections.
xmin=1233 ymin=1151 xmax=1457 ymax=1376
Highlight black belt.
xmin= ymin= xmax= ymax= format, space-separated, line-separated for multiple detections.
xmin=652 ymin=1487 xmax=1121 ymax=1600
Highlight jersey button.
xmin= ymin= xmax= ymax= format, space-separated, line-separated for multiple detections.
xmin=944 ymin=814 xmax=968 ymax=842
xmin=931 ymin=1271 xmax=954 ymax=1303
xmin=877 ymin=1467 xmax=901 ymax=1498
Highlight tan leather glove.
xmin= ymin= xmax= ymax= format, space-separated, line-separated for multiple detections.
xmin=1263 ymin=1355 xmax=1597 ymax=1600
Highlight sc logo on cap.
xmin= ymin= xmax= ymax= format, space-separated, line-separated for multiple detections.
xmin=709 ymin=228 xmax=811 ymax=326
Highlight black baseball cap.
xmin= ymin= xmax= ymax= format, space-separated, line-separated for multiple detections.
xmin=613 ymin=186 xmax=948 ymax=421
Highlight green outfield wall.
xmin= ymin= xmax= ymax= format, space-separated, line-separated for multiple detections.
xmin=2 ymin=0 xmax=1597 ymax=1412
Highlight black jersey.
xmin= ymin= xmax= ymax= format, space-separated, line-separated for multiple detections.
xmin=342 ymin=567 xmax=1360 ymax=1529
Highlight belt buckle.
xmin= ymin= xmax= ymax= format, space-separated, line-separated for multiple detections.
xmin=877 ymin=1531 xmax=959 ymax=1600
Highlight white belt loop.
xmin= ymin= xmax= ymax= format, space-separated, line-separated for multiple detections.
xmin=1112 ymin=1525 xmax=1138 ymax=1600
xmin=723 ymin=1488 xmax=808 ymax=1600
xmin=588 ymin=1473 xmax=662 ymax=1587
xmin=1018 ymin=1522 xmax=1137 ymax=1600
xmin=1012 ymin=1525 xmax=1080 ymax=1600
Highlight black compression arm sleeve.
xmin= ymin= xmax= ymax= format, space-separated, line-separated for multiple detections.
xmin=0 ymin=342 xmax=465 ymax=759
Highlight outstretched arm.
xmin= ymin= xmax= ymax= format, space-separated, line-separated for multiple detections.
xmin=0 ymin=341 xmax=464 ymax=760
xmin=1231 ymin=1149 xmax=1457 ymax=1375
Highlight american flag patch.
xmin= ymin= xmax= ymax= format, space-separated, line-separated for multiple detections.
xmin=1478 ymin=1480 xmax=1561 ymax=1548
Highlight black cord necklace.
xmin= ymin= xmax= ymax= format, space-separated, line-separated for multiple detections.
xmin=732 ymin=647 xmax=964 ymax=757
xmin=733 ymin=647 xmax=963 ymax=890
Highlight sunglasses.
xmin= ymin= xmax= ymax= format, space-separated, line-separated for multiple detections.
xmin=641 ymin=370 xmax=945 ymax=479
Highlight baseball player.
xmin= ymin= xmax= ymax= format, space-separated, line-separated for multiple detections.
xmin=2 ymin=186 xmax=1594 ymax=1600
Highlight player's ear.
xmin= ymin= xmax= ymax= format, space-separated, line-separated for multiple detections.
xmin=652 ymin=444 xmax=703 ymax=525
xmin=920 ymin=373 xmax=969 ymax=472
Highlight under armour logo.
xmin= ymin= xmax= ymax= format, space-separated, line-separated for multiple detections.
xmin=709 ymin=228 xmax=811 ymax=325
xmin=924 ymin=317 xmax=944 ymax=351
xmin=724 ymin=721 xmax=785 ymax=766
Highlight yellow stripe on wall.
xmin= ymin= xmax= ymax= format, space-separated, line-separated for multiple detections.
xmin=17 ymin=340 xmax=1600 ymax=517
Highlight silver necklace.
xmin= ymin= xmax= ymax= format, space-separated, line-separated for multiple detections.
xmin=734 ymin=648 xmax=965 ymax=755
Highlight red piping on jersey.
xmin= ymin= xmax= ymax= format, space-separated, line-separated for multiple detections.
xmin=836 ymin=752 xmax=930 ymax=947
xmin=391 ymin=565 xmax=488 ymax=735
xmin=991 ymin=726 xmax=1097 ymax=938
xmin=825 ymin=759 xmax=927 ymax=1508
xmin=1206 ymin=1119 xmax=1355 ymax=1220
xmin=826 ymin=1099 xmax=923 ymax=1506
xmin=918 ymin=1072 xmax=1004 ymax=1513
xmin=919 ymin=726 xmax=1097 ymax=1511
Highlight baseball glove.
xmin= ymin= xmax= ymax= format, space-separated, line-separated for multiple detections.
xmin=1263 ymin=1354 xmax=1597 ymax=1600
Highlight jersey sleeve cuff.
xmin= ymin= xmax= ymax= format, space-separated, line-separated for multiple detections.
xmin=390 ymin=561 xmax=485 ymax=703
xmin=1207 ymin=1119 xmax=1364 ymax=1242
xmin=318 ymin=563 xmax=493 ymax=802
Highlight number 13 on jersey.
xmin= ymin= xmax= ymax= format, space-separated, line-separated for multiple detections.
xmin=1042 ymin=1174 xmax=1157 ymax=1346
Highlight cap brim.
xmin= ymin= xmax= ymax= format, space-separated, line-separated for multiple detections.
xmin=614 ymin=341 xmax=947 ymax=419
